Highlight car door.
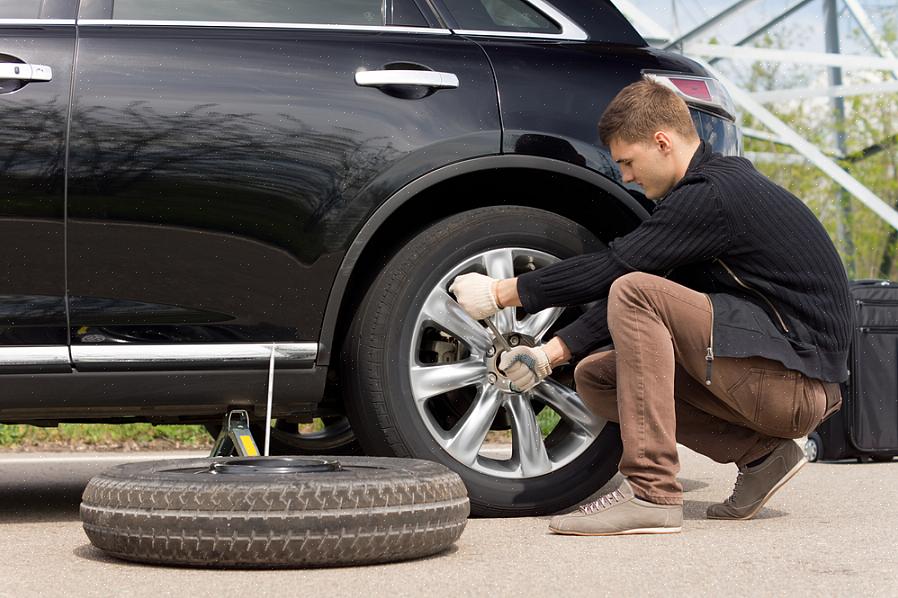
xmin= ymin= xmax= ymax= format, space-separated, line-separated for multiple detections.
xmin=66 ymin=0 xmax=500 ymax=371
xmin=0 ymin=0 xmax=75 ymax=373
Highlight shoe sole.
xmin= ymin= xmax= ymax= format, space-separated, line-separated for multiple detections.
xmin=707 ymin=456 xmax=808 ymax=521
xmin=548 ymin=526 xmax=682 ymax=536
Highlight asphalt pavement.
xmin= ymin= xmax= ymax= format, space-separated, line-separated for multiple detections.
xmin=0 ymin=445 xmax=895 ymax=597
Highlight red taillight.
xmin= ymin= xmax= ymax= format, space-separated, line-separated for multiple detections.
xmin=668 ymin=77 xmax=712 ymax=102
xmin=643 ymin=72 xmax=735 ymax=120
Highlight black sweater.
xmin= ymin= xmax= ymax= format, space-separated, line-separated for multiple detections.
xmin=517 ymin=141 xmax=853 ymax=383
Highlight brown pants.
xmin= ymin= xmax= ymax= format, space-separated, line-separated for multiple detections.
xmin=574 ymin=272 xmax=830 ymax=505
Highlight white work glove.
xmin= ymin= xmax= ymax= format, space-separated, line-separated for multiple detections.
xmin=499 ymin=346 xmax=552 ymax=393
xmin=449 ymin=272 xmax=501 ymax=320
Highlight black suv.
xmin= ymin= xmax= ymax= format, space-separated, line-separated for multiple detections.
xmin=2 ymin=0 xmax=740 ymax=516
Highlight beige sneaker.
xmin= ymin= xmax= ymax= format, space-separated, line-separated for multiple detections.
xmin=548 ymin=479 xmax=682 ymax=536
xmin=707 ymin=439 xmax=807 ymax=520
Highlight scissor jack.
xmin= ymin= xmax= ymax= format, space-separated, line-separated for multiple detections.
xmin=210 ymin=409 xmax=261 ymax=457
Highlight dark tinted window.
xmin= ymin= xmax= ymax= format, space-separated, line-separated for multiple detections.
xmin=389 ymin=0 xmax=428 ymax=27
xmin=113 ymin=0 xmax=386 ymax=26
xmin=0 ymin=0 xmax=41 ymax=18
xmin=442 ymin=0 xmax=559 ymax=33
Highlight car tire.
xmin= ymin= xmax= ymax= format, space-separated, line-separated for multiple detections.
xmin=342 ymin=206 xmax=623 ymax=517
xmin=81 ymin=456 xmax=468 ymax=568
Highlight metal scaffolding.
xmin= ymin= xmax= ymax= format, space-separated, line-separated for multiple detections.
xmin=612 ymin=0 xmax=898 ymax=276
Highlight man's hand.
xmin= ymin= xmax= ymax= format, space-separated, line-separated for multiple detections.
xmin=449 ymin=273 xmax=501 ymax=320
xmin=499 ymin=346 xmax=552 ymax=393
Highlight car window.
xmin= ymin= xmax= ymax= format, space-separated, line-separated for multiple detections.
xmin=111 ymin=0 xmax=388 ymax=26
xmin=390 ymin=0 xmax=429 ymax=27
xmin=0 ymin=0 xmax=41 ymax=18
xmin=441 ymin=0 xmax=559 ymax=33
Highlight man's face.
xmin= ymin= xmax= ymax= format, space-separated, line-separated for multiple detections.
xmin=609 ymin=134 xmax=680 ymax=200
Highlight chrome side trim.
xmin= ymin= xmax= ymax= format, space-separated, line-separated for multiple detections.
xmin=0 ymin=19 xmax=75 ymax=25
xmin=71 ymin=343 xmax=318 ymax=370
xmin=0 ymin=346 xmax=71 ymax=369
xmin=76 ymin=19 xmax=452 ymax=34
xmin=453 ymin=0 xmax=587 ymax=41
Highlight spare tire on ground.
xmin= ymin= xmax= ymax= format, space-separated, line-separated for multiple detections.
xmin=81 ymin=456 xmax=469 ymax=568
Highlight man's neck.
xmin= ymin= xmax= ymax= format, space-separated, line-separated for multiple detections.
xmin=674 ymin=138 xmax=702 ymax=181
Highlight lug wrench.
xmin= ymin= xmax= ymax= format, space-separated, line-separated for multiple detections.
xmin=483 ymin=316 xmax=512 ymax=353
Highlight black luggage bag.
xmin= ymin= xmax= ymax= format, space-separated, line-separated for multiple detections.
xmin=808 ymin=280 xmax=898 ymax=462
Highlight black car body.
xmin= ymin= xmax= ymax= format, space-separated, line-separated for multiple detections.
xmin=2 ymin=0 xmax=741 ymax=514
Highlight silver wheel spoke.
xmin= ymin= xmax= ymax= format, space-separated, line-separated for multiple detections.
xmin=531 ymin=379 xmax=605 ymax=438
xmin=482 ymin=247 xmax=515 ymax=279
xmin=506 ymin=393 xmax=553 ymax=476
xmin=444 ymin=386 xmax=503 ymax=466
xmin=482 ymin=249 xmax=516 ymax=331
xmin=421 ymin=287 xmax=492 ymax=355
xmin=409 ymin=359 xmax=488 ymax=404
xmin=515 ymin=306 xmax=564 ymax=341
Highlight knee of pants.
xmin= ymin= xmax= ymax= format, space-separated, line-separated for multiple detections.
xmin=608 ymin=271 xmax=660 ymax=331
xmin=609 ymin=271 xmax=656 ymax=301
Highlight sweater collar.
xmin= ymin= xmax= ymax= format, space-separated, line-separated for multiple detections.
xmin=686 ymin=139 xmax=712 ymax=174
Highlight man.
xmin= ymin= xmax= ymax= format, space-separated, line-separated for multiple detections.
xmin=449 ymin=79 xmax=851 ymax=536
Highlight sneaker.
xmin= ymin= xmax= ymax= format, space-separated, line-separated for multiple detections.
xmin=707 ymin=439 xmax=807 ymax=520
xmin=548 ymin=479 xmax=682 ymax=536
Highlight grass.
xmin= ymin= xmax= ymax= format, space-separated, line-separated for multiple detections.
xmin=537 ymin=406 xmax=561 ymax=437
xmin=0 ymin=423 xmax=212 ymax=450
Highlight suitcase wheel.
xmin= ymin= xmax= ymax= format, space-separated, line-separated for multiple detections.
xmin=804 ymin=433 xmax=823 ymax=462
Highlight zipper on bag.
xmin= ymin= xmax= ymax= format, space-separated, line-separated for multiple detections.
xmin=705 ymin=294 xmax=714 ymax=385
xmin=856 ymin=299 xmax=898 ymax=307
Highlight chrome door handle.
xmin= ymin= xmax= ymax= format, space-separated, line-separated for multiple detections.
xmin=355 ymin=70 xmax=459 ymax=89
xmin=0 ymin=63 xmax=52 ymax=82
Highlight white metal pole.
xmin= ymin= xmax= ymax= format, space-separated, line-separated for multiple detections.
xmin=685 ymin=44 xmax=898 ymax=70
xmin=264 ymin=343 xmax=275 ymax=456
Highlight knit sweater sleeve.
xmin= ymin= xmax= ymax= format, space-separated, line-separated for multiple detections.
xmin=516 ymin=180 xmax=731 ymax=356
xmin=553 ymin=299 xmax=611 ymax=357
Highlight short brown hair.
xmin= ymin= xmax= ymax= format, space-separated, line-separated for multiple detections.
xmin=598 ymin=79 xmax=698 ymax=146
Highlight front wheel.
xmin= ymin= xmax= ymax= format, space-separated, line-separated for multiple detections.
xmin=342 ymin=206 xmax=622 ymax=517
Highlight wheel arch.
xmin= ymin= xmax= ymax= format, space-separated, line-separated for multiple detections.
xmin=317 ymin=155 xmax=650 ymax=367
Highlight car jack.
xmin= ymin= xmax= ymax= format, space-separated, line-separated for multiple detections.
xmin=210 ymin=409 xmax=260 ymax=457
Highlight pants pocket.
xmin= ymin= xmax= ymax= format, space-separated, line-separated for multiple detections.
xmin=726 ymin=367 xmax=804 ymax=437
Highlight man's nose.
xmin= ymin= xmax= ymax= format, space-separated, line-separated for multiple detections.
xmin=621 ymin=169 xmax=634 ymax=183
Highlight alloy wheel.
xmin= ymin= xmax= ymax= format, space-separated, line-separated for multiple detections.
xmin=408 ymin=248 xmax=606 ymax=479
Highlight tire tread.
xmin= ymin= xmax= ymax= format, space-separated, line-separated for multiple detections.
xmin=81 ymin=457 xmax=469 ymax=567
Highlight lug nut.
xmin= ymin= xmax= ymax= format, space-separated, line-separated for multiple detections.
xmin=487 ymin=346 xmax=495 ymax=357
xmin=487 ymin=373 xmax=497 ymax=384
xmin=509 ymin=335 xmax=520 ymax=347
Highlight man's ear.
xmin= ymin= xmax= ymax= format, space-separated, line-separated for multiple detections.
xmin=653 ymin=130 xmax=673 ymax=153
